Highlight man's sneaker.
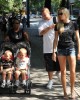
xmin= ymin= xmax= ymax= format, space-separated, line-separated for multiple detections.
xmin=1 ymin=83 xmax=6 ymax=88
xmin=15 ymin=81 xmax=19 ymax=87
xmin=46 ymin=80 xmax=53 ymax=89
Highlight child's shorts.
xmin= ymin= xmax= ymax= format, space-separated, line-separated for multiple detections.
xmin=3 ymin=68 xmax=12 ymax=74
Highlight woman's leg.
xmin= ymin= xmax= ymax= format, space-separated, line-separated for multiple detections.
xmin=58 ymin=56 xmax=67 ymax=97
xmin=67 ymin=56 xmax=76 ymax=98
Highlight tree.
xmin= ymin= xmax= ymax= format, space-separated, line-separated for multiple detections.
xmin=44 ymin=0 xmax=51 ymax=11
xmin=0 ymin=0 xmax=23 ymax=14
xmin=60 ymin=0 xmax=70 ymax=9
xmin=51 ymin=0 xmax=61 ymax=12
xmin=74 ymin=0 xmax=80 ymax=8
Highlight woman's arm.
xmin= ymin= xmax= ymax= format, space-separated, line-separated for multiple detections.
xmin=52 ymin=31 xmax=59 ymax=61
xmin=75 ymin=30 xmax=80 ymax=59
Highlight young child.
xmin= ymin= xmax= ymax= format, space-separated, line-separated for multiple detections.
xmin=0 ymin=50 xmax=14 ymax=88
xmin=15 ymin=48 xmax=29 ymax=86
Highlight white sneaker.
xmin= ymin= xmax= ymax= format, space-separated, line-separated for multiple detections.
xmin=22 ymin=80 xmax=26 ymax=86
xmin=46 ymin=80 xmax=53 ymax=89
xmin=1 ymin=83 xmax=6 ymax=88
xmin=22 ymin=82 xmax=26 ymax=86
xmin=7 ymin=82 xmax=11 ymax=87
xmin=15 ymin=81 xmax=19 ymax=87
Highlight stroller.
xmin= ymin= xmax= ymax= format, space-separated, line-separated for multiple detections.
xmin=0 ymin=41 xmax=32 ymax=94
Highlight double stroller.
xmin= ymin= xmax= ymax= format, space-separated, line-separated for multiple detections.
xmin=0 ymin=41 xmax=32 ymax=94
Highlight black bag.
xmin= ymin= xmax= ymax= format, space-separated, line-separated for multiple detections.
xmin=53 ymin=16 xmax=57 ymax=24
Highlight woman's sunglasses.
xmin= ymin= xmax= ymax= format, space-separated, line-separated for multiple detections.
xmin=58 ymin=12 xmax=63 ymax=16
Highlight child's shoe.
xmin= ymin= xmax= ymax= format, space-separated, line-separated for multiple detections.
xmin=22 ymin=80 xmax=26 ymax=86
xmin=15 ymin=80 xmax=19 ymax=87
xmin=7 ymin=81 xmax=11 ymax=87
xmin=1 ymin=82 xmax=6 ymax=88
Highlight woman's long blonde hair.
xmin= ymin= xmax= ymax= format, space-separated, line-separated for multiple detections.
xmin=58 ymin=7 xmax=70 ymax=19
xmin=57 ymin=7 xmax=70 ymax=34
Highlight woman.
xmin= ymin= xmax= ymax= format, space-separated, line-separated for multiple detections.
xmin=5 ymin=18 xmax=29 ymax=43
xmin=52 ymin=7 xmax=80 ymax=99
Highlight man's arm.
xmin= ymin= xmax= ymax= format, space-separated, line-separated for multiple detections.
xmin=39 ymin=24 xmax=55 ymax=36
xmin=23 ymin=31 xmax=29 ymax=42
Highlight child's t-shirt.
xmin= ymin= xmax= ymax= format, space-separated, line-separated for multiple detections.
xmin=0 ymin=56 xmax=14 ymax=69
xmin=16 ymin=57 xmax=29 ymax=70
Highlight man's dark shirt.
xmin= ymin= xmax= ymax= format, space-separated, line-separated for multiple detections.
xmin=7 ymin=29 xmax=25 ymax=44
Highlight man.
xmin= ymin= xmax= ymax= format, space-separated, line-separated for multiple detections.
xmin=38 ymin=8 xmax=60 ymax=89
xmin=8 ymin=12 xmax=16 ymax=29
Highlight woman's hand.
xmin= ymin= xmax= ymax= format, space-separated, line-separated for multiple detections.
xmin=77 ymin=53 xmax=80 ymax=60
xmin=52 ymin=52 xmax=56 ymax=62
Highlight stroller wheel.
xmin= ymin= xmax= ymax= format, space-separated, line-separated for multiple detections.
xmin=9 ymin=87 xmax=17 ymax=94
xmin=24 ymin=81 xmax=32 ymax=95
xmin=9 ymin=84 xmax=17 ymax=94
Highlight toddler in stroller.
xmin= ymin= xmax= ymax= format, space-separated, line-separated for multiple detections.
xmin=0 ymin=50 xmax=14 ymax=88
xmin=0 ymin=41 xmax=31 ymax=94
xmin=13 ymin=41 xmax=31 ymax=94
xmin=15 ymin=48 xmax=29 ymax=87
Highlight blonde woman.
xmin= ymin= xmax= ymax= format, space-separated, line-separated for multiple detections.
xmin=52 ymin=7 xmax=80 ymax=99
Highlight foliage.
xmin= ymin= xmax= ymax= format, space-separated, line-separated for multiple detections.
xmin=29 ymin=0 xmax=61 ymax=14
xmin=51 ymin=0 xmax=61 ymax=12
xmin=0 ymin=0 xmax=23 ymax=14
xmin=29 ymin=0 xmax=45 ymax=13
xmin=73 ymin=0 xmax=80 ymax=8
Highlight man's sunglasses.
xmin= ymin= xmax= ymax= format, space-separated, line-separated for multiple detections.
xmin=58 ymin=12 xmax=63 ymax=16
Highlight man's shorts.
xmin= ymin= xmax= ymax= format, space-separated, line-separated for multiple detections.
xmin=44 ymin=53 xmax=60 ymax=72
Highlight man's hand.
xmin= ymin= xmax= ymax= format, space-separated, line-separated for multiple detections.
xmin=52 ymin=52 xmax=56 ymax=62
xmin=49 ymin=24 xmax=55 ymax=29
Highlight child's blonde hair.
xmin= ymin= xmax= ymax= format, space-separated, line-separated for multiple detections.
xmin=5 ymin=50 xmax=12 ymax=56
xmin=19 ymin=48 xmax=27 ymax=54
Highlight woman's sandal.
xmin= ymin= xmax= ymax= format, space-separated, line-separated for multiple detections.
xmin=63 ymin=95 xmax=69 ymax=100
xmin=69 ymin=93 xmax=76 ymax=99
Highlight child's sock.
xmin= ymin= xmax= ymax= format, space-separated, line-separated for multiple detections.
xmin=15 ymin=80 xmax=19 ymax=86
xmin=22 ymin=80 xmax=26 ymax=85
xmin=7 ymin=80 xmax=11 ymax=84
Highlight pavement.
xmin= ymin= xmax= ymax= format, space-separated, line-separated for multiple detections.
xmin=0 ymin=19 xmax=80 ymax=100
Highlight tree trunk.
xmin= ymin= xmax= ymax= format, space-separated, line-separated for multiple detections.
xmin=44 ymin=0 xmax=51 ymax=12
xmin=60 ymin=0 xmax=70 ymax=9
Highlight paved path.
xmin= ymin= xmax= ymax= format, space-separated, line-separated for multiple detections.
xmin=0 ymin=22 xmax=80 ymax=100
